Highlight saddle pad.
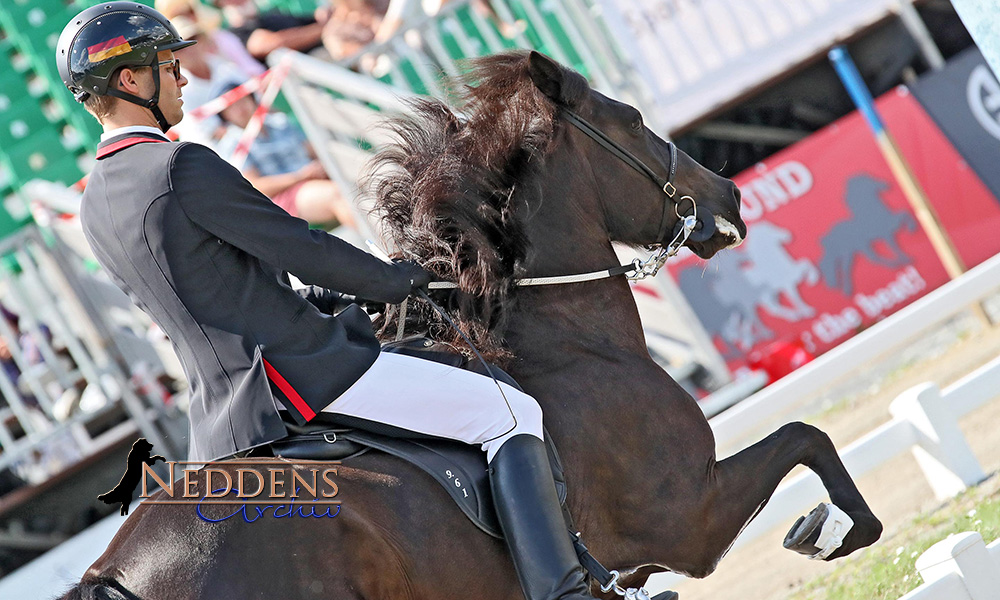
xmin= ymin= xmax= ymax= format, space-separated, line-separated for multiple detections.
xmin=339 ymin=429 xmax=504 ymax=537
xmin=272 ymin=426 xmax=569 ymax=539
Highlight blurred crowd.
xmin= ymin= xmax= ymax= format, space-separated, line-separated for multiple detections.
xmin=153 ymin=0 xmax=384 ymax=231
xmin=153 ymin=0 xmax=512 ymax=231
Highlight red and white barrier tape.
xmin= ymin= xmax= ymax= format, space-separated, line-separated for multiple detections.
xmin=185 ymin=68 xmax=271 ymax=122
xmin=230 ymin=56 xmax=293 ymax=171
xmin=75 ymin=62 xmax=289 ymax=190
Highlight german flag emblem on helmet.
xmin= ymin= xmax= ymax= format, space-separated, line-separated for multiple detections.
xmin=87 ymin=36 xmax=132 ymax=62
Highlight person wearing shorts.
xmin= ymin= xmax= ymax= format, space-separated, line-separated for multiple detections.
xmin=215 ymin=82 xmax=356 ymax=230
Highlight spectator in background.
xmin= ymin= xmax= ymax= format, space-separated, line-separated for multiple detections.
xmin=157 ymin=0 xmax=264 ymax=144
xmin=157 ymin=0 xmax=263 ymax=75
xmin=212 ymin=0 xmax=329 ymax=62
xmin=324 ymin=0 xmax=389 ymax=58
xmin=215 ymin=83 xmax=357 ymax=231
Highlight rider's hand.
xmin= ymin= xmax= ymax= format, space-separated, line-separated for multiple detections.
xmin=393 ymin=259 xmax=433 ymax=296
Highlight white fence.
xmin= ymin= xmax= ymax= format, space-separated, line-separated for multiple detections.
xmin=720 ymin=353 xmax=997 ymax=558
xmin=648 ymin=255 xmax=1000 ymax=594
xmin=899 ymin=532 xmax=1000 ymax=600
xmin=710 ymin=250 xmax=1000 ymax=458
xmin=711 ymin=255 xmax=1000 ymax=548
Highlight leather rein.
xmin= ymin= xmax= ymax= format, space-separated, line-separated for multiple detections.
xmin=426 ymin=108 xmax=714 ymax=291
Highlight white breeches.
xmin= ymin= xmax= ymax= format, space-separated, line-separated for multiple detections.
xmin=320 ymin=351 xmax=544 ymax=462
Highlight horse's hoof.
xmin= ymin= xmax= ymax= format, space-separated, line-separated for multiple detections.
xmin=782 ymin=502 xmax=854 ymax=560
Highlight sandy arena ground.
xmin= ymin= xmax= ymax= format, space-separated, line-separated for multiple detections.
xmin=670 ymin=304 xmax=1000 ymax=600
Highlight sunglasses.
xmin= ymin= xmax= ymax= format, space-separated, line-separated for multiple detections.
xmin=156 ymin=58 xmax=182 ymax=82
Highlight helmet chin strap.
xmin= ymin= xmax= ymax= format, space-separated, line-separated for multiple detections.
xmin=104 ymin=63 xmax=171 ymax=132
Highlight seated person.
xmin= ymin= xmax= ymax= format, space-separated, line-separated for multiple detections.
xmin=215 ymin=83 xmax=357 ymax=231
xmin=324 ymin=0 xmax=388 ymax=59
xmin=157 ymin=0 xmax=264 ymax=77
xmin=212 ymin=0 xmax=328 ymax=62
xmin=166 ymin=11 xmax=262 ymax=144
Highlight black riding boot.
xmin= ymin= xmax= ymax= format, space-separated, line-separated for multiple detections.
xmin=489 ymin=434 xmax=597 ymax=600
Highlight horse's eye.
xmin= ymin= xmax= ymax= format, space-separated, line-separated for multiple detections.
xmin=631 ymin=115 xmax=643 ymax=132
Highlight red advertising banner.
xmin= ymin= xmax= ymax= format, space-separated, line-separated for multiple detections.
xmin=668 ymin=87 xmax=1000 ymax=376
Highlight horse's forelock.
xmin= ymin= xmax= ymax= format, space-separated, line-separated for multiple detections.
xmin=368 ymin=52 xmax=557 ymax=362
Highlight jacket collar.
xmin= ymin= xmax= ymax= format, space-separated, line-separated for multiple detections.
xmin=96 ymin=128 xmax=171 ymax=160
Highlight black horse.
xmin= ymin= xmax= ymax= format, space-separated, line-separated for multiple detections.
xmin=59 ymin=51 xmax=880 ymax=600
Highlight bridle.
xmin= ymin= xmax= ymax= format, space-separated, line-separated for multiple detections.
xmin=426 ymin=107 xmax=716 ymax=291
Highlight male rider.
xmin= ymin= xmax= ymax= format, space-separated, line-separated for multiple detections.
xmin=57 ymin=5 xmax=604 ymax=600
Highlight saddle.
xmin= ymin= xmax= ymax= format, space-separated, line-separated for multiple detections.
xmin=265 ymin=336 xmax=569 ymax=539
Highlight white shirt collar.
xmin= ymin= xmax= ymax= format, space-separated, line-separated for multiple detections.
xmin=100 ymin=125 xmax=170 ymax=142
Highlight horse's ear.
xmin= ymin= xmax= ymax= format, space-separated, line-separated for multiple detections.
xmin=528 ymin=51 xmax=587 ymax=107
xmin=528 ymin=51 xmax=564 ymax=100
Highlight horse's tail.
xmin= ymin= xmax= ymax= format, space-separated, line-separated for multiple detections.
xmin=56 ymin=579 xmax=143 ymax=600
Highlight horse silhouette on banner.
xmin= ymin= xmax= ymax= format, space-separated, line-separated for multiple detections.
xmin=818 ymin=174 xmax=916 ymax=296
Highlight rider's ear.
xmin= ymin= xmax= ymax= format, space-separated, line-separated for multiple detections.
xmin=528 ymin=51 xmax=588 ymax=107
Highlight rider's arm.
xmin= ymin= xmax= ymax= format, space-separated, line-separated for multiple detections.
xmin=294 ymin=285 xmax=356 ymax=314
xmin=169 ymin=143 xmax=420 ymax=304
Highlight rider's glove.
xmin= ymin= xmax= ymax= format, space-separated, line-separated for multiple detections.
xmin=393 ymin=259 xmax=433 ymax=296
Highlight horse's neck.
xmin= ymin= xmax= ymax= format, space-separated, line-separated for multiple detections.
xmin=503 ymin=166 xmax=656 ymax=388
xmin=505 ymin=278 xmax=647 ymax=366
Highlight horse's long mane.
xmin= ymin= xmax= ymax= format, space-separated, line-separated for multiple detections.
xmin=367 ymin=52 xmax=564 ymax=363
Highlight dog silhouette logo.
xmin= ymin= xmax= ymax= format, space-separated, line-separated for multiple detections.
xmin=98 ymin=438 xmax=165 ymax=516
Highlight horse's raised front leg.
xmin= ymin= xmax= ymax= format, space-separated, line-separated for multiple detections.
xmin=689 ymin=422 xmax=882 ymax=574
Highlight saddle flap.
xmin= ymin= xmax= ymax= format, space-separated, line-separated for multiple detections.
xmin=270 ymin=425 xmax=568 ymax=539
xmin=267 ymin=345 xmax=569 ymax=538
xmin=339 ymin=429 xmax=504 ymax=538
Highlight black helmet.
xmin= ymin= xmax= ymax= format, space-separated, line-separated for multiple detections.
xmin=56 ymin=2 xmax=195 ymax=129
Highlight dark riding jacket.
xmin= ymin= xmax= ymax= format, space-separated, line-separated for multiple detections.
xmin=81 ymin=130 xmax=413 ymax=462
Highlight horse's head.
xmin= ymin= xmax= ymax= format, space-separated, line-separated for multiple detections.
xmin=526 ymin=52 xmax=746 ymax=259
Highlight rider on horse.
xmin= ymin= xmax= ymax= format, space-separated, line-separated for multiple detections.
xmin=58 ymin=4 xmax=605 ymax=599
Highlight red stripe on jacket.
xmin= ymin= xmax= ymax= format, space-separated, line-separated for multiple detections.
xmin=96 ymin=137 xmax=168 ymax=159
xmin=262 ymin=358 xmax=317 ymax=421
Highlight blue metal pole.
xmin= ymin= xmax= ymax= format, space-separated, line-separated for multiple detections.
xmin=828 ymin=46 xmax=885 ymax=135
xmin=827 ymin=45 xmax=966 ymax=278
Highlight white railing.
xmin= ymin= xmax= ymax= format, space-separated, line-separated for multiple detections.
xmin=335 ymin=0 xmax=657 ymax=131
xmin=0 ymin=225 xmax=185 ymax=476
xmin=648 ymin=280 xmax=1000 ymax=593
xmin=710 ymin=251 xmax=1000 ymax=458
xmin=592 ymin=0 xmax=920 ymax=134
xmin=722 ymin=357 xmax=997 ymax=555
xmin=899 ymin=532 xmax=1000 ymax=600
